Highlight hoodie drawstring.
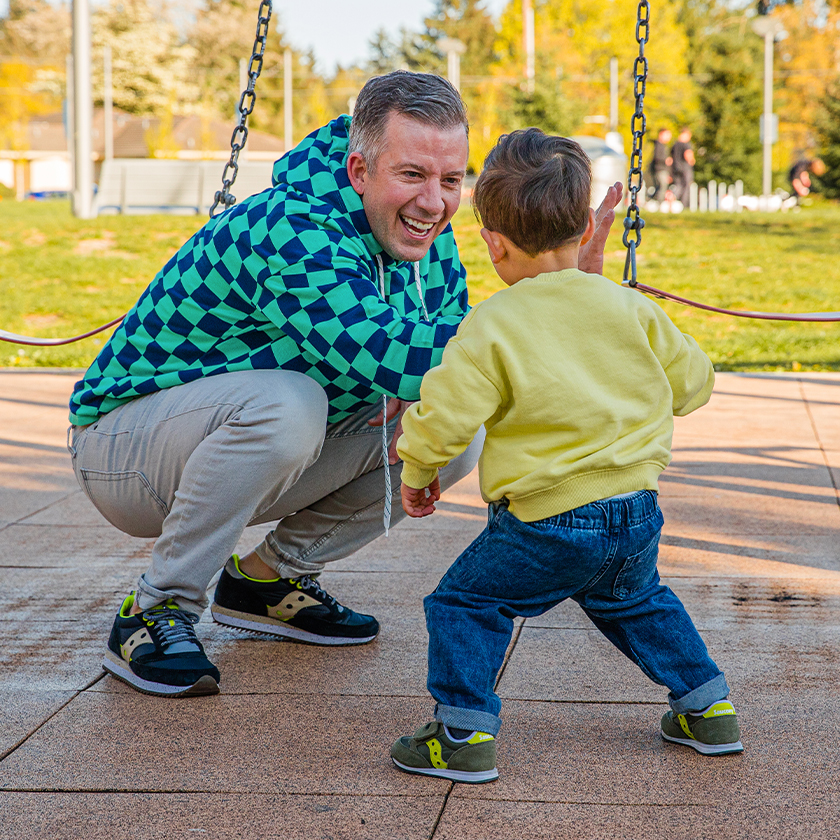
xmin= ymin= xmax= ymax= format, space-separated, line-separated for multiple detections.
xmin=375 ymin=255 xmax=427 ymax=535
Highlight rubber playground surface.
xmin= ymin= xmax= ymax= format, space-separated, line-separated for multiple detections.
xmin=1 ymin=370 xmax=839 ymax=839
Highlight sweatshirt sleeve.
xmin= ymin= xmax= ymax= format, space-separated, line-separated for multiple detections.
xmin=398 ymin=313 xmax=503 ymax=489
xmin=646 ymin=304 xmax=715 ymax=416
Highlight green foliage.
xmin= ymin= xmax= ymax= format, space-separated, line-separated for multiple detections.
xmin=680 ymin=9 xmax=764 ymax=191
xmin=814 ymin=79 xmax=840 ymax=199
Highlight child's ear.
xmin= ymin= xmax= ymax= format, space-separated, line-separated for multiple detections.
xmin=480 ymin=228 xmax=508 ymax=264
xmin=579 ymin=208 xmax=596 ymax=246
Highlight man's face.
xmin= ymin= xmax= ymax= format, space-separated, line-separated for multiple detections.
xmin=347 ymin=113 xmax=469 ymax=262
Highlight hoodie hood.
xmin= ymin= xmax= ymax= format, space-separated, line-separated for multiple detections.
xmin=271 ymin=115 xmax=384 ymax=258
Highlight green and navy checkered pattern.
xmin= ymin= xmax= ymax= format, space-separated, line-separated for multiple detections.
xmin=69 ymin=116 xmax=469 ymax=425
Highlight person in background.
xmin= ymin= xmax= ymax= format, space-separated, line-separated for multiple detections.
xmin=670 ymin=127 xmax=696 ymax=206
xmin=648 ymin=127 xmax=673 ymax=202
xmin=788 ymin=157 xmax=826 ymax=205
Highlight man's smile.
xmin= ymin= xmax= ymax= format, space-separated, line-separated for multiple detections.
xmin=400 ymin=214 xmax=438 ymax=239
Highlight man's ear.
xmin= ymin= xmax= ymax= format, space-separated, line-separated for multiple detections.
xmin=579 ymin=208 xmax=596 ymax=246
xmin=347 ymin=151 xmax=368 ymax=196
xmin=480 ymin=228 xmax=508 ymax=265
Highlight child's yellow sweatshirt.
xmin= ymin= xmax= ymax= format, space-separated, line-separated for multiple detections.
xmin=398 ymin=268 xmax=714 ymax=522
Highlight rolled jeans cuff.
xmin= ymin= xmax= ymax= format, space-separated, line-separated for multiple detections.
xmin=434 ymin=703 xmax=502 ymax=737
xmin=255 ymin=533 xmax=325 ymax=579
xmin=135 ymin=574 xmax=203 ymax=616
xmin=669 ymin=672 xmax=730 ymax=714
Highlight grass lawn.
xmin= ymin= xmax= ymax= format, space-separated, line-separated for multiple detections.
xmin=1 ymin=199 xmax=839 ymax=370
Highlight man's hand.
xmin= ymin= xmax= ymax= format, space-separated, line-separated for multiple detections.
xmin=367 ymin=397 xmax=416 ymax=464
xmin=401 ymin=477 xmax=441 ymax=518
xmin=579 ymin=181 xmax=623 ymax=275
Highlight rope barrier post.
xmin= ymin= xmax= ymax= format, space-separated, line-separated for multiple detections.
xmin=622 ymin=0 xmax=649 ymax=289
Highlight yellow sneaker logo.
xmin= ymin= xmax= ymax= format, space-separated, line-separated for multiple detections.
xmin=427 ymin=738 xmax=447 ymax=768
xmin=703 ymin=702 xmax=736 ymax=719
xmin=468 ymin=732 xmax=495 ymax=744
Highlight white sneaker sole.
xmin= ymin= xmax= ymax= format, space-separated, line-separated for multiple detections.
xmin=661 ymin=731 xmax=744 ymax=755
xmin=210 ymin=604 xmax=378 ymax=646
xmin=391 ymin=758 xmax=499 ymax=784
xmin=102 ymin=649 xmax=219 ymax=697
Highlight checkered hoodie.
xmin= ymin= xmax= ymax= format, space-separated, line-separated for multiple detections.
xmin=69 ymin=116 xmax=469 ymax=425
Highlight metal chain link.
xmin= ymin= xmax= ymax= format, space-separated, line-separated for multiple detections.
xmin=622 ymin=0 xmax=650 ymax=287
xmin=209 ymin=0 xmax=273 ymax=217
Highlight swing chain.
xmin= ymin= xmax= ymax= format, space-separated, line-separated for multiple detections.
xmin=622 ymin=0 xmax=650 ymax=287
xmin=209 ymin=0 xmax=273 ymax=218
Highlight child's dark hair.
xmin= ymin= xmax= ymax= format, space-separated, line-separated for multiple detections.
xmin=472 ymin=128 xmax=591 ymax=256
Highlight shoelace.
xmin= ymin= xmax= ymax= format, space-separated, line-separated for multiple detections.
xmin=293 ymin=575 xmax=343 ymax=612
xmin=142 ymin=607 xmax=199 ymax=649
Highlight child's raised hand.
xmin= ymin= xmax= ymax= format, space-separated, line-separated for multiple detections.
xmin=401 ymin=477 xmax=441 ymax=518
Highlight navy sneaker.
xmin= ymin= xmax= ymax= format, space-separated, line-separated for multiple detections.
xmin=103 ymin=594 xmax=220 ymax=697
xmin=210 ymin=555 xmax=379 ymax=645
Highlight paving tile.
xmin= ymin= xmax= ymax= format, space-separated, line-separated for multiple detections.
xmin=435 ymin=801 xmax=835 ymax=840
xmin=0 ymin=792 xmax=444 ymax=840
xmin=658 ymin=534 xmax=840 ymax=577
xmin=0 ymin=694 xmax=448 ymax=795
xmin=452 ymin=696 xmax=839 ymax=807
xmin=19 ymin=490 xmax=114 ymax=528
xmin=659 ymin=486 xmax=840 ymax=535
xmin=497 ymin=623 xmax=840 ymax=703
xmin=529 ymin=575 xmax=840 ymax=629
xmin=0 ymin=690 xmax=76 ymax=758
xmin=0 ymin=523 xmax=153 ymax=566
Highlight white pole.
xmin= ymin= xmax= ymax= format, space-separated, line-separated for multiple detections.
xmin=103 ymin=45 xmax=113 ymax=161
xmin=72 ymin=0 xmax=94 ymax=218
xmin=66 ymin=53 xmax=75 ymax=196
xmin=284 ymin=47 xmax=293 ymax=152
xmin=609 ymin=57 xmax=618 ymax=132
xmin=762 ymin=31 xmax=773 ymax=198
xmin=523 ymin=0 xmax=535 ymax=94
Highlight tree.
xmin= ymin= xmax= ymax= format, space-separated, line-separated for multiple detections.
xmin=92 ymin=0 xmax=196 ymax=117
xmin=814 ymin=79 xmax=840 ymax=198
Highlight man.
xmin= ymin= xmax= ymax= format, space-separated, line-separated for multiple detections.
xmin=647 ymin=127 xmax=672 ymax=203
xmin=68 ymin=71 xmax=621 ymax=698
xmin=670 ymin=127 xmax=696 ymax=206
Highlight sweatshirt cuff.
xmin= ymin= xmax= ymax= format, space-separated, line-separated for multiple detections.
xmin=401 ymin=462 xmax=440 ymax=490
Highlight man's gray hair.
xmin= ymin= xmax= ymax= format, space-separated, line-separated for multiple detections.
xmin=348 ymin=70 xmax=469 ymax=169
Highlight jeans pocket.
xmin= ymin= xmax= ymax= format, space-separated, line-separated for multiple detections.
xmin=79 ymin=469 xmax=169 ymax=538
xmin=613 ymin=531 xmax=660 ymax=599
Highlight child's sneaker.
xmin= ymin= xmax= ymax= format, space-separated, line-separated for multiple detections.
xmin=211 ymin=555 xmax=379 ymax=645
xmin=103 ymin=594 xmax=220 ymax=697
xmin=390 ymin=721 xmax=498 ymax=783
xmin=661 ymin=700 xmax=743 ymax=755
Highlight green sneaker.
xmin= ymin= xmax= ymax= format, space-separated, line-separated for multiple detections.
xmin=390 ymin=721 xmax=498 ymax=784
xmin=661 ymin=701 xmax=743 ymax=755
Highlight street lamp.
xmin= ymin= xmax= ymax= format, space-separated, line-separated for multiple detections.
xmin=751 ymin=15 xmax=787 ymax=199
xmin=437 ymin=38 xmax=466 ymax=92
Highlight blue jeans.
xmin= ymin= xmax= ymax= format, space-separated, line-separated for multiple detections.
xmin=425 ymin=491 xmax=729 ymax=736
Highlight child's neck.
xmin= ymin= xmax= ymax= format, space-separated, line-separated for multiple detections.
xmin=506 ymin=244 xmax=579 ymax=286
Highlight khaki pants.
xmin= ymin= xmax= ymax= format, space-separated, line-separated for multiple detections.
xmin=70 ymin=370 xmax=482 ymax=614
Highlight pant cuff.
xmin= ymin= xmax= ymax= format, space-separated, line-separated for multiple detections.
xmin=669 ymin=672 xmax=730 ymax=714
xmin=434 ymin=703 xmax=502 ymax=737
xmin=135 ymin=574 xmax=204 ymax=617
xmin=254 ymin=536 xmax=324 ymax=579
